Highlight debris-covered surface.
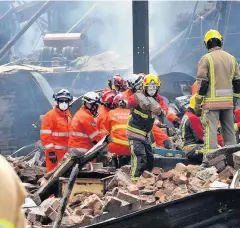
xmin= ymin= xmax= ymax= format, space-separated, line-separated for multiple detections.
xmin=7 ymin=152 xmax=237 ymax=228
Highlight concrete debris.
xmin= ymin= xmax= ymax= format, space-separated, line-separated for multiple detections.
xmin=8 ymin=151 xmax=238 ymax=228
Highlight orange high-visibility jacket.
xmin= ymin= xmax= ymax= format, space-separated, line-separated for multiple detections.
xmin=104 ymin=107 xmax=130 ymax=156
xmin=41 ymin=106 xmax=72 ymax=172
xmin=152 ymin=125 xmax=169 ymax=148
xmin=122 ymin=89 xmax=134 ymax=98
xmin=68 ymin=106 xmax=102 ymax=153
xmin=96 ymin=105 xmax=110 ymax=136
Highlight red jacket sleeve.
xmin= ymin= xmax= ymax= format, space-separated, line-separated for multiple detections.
xmin=156 ymin=94 xmax=168 ymax=114
xmin=127 ymin=94 xmax=138 ymax=109
xmin=189 ymin=115 xmax=204 ymax=141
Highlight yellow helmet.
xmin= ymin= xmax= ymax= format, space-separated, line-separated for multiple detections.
xmin=204 ymin=29 xmax=222 ymax=44
xmin=143 ymin=74 xmax=161 ymax=88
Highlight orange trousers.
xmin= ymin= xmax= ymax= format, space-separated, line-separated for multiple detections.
xmin=45 ymin=150 xmax=66 ymax=172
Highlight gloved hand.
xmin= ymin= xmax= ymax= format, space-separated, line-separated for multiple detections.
xmin=172 ymin=118 xmax=181 ymax=128
xmin=194 ymin=104 xmax=202 ymax=117
xmin=48 ymin=151 xmax=58 ymax=164
xmin=118 ymin=100 xmax=127 ymax=108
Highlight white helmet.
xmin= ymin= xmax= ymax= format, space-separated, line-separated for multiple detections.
xmin=82 ymin=91 xmax=100 ymax=117
xmin=53 ymin=89 xmax=72 ymax=101
xmin=82 ymin=91 xmax=100 ymax=104
xmin=127 ymin=74 xmax=144 ymax=92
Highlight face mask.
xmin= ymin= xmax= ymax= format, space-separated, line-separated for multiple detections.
xmin=147 ymin=86 xmax=158 ymax=96
xmin=58 ymin=102 xmax=69 ymax=111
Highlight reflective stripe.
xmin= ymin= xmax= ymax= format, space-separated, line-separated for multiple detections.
xmin=233 ymin=93 xmax=240 ymax=98
xmin=231 ymin=55 xmax=236 ymax=80
xmin=205 ymin=54 xmax=235 ymax=102
xmin=45 ymin=143 xmax=54 ymax=149
xmin=54 ymin=145 xmax=68 ymax=150
xmin=215 ymin=89 xmax=233 ymax=96
xmin=130 ymin=140 xmax=138 ymax=179
xmin=111 ymin=124 xmax=127 ymax=132
xmin=69 ymin=148 xmax=88 ymax=153
xmin=52 ymin=132 xmax=69 ymax=136
xmin=112 ymin=137 xmax=129 ymax=146
xmin=89 ymin=130 xmax=100 ymax=139
xmin=70 ymin=132 xmax=88 ymax=137
xmin=127 ymin=125 xmax=150 ymax=137
xmin=0 ymin=219 xmax=14 ymax=228
xmin=133 ymin=109 xmax=155 ymax=119
xmin=133 ymin=109 xmax=148 ymax=118
xmin=152 ymin=142 xmax=156 ymax=148
xmin=181 ymin=116 xmax=188 ymax=145
xmin=40 ymin=129 xmax=52 ymax=134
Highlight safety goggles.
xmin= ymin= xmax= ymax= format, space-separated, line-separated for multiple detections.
xmin=58 ymin=99 xmax=70 ymax=103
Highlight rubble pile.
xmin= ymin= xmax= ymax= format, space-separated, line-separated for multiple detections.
xmin=7 ymin=151 xmax=46 ymax=194
xmin=22 ymin=161 xmax=236 ymax=228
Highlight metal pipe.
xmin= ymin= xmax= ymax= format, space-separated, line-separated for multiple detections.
xmin=67 ymin=4 xmax=96 ymax=33
xmin=0 ymin=0 xmax=52 ymax=62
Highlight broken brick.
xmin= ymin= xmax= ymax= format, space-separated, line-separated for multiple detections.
xmin=82 ymin=194 xmax=103 ymax=211
xmin=173 ymin=174 xmax=188 ymax=185
xmin=175 ymin=163 xmax=187 ymax=173
xmin=127 ymin=184 xmax=140 ymax=195
xmin=155 ymin=180 xmax=163 ymax=188
xmin=82 ymin=209 xmax=94 ymax=216
xmin=116 ymin=190 xmax=140 ymax=210
xmin=142 ymin=170 xmax=155 ymax=179
xmin=151 ymin=167 xmax=163 ymax=176
xmin=158 ymin=170 xmax=175 ymax=180
xmin=155 ymin=191 xmax=166 ymax=203
xmin=73 ymin=208 xmax=83 ymax=216
xmin=103 ymin=197 xmax=123 ymax=212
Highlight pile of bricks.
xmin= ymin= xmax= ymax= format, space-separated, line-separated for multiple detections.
xmin=23 ymin=162 xmax=235 ymax=228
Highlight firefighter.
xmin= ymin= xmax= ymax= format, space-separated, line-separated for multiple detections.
xmin=68 ymin=92 xmax=102 ymax=153
xmin=96 ymin=90 xmax=116 ymax=136
xmin=124 ymin=73 xmax=145 ymax=98
xmin=195 ymin=29 xmax=240 ymax=153
xmin=0 ymin=155 xmax=26 ymax=228
xmin=104 ymin=93 xmax=131 ymax=166
xmin=40 ymin=89 xmax=73 ymax=172
xmin=180 ymin=95 xmax=204 ymax=162
xmin=111 ymin=74 xmax=128 ymax=93
xmin=119 ymin=74 xmax=167 ymax=180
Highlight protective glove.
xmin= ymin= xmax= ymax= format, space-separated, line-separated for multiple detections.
xmin=118 ymin=100 xmax=127 ymax=108
xmin=48 ymin=151 xmax=58 ymax=164
xmin=234 ymin=123 xmax=239 ymax=133
xmin=194 ymin=104 xmax=202 ymax=117
xmin=172 ymin=118 xmax=181 ymax=128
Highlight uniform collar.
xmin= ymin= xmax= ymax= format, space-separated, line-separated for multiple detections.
xmin=54 ymin=106 xmax=71 ymax=116
xmin=208 ymin=47 xmax=222 ymax=53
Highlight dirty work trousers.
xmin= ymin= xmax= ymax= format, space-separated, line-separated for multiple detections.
xmin=129 ymin=139 xmax=154 ymax=180
xmin=202 ymin=109 xmax=236 ymax=153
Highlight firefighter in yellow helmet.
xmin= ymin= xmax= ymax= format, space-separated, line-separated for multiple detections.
xmin=118 ymin=74 xmax=168 ymax=180
xmin=194 ymin=29 xmax=240 ymax=154
xmin=180 ymin=95 xmax=204 ymax=163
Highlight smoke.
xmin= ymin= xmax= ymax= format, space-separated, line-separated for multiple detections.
xmin=15 ymin=1 xmax=207 ymax=75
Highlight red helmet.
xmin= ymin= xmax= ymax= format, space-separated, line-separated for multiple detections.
xmin=113 ymin=75 xmax=127 ymax=87
xmin=113 ymin=93 xmax=125 ymax=106
xmin=234 ymin=107 xmax=240 ymax=123
xmin=101 ymin=90 xmax=116 ymax=109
